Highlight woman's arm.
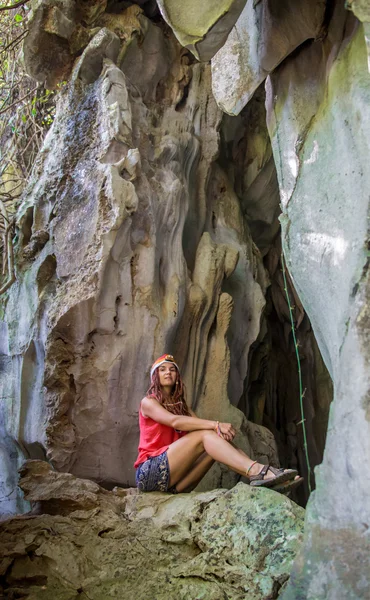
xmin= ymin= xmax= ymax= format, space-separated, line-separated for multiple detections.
xmin=141 ymin=397 xmax=235 ymax=440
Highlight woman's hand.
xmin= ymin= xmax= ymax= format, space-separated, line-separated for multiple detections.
xmin=218 ymin=422 xmax=236 ymax=442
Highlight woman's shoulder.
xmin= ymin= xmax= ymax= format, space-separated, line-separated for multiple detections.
xmin=141 ymin=395 xmax=159 ymax=404
xmin=140 ymin=395 xmax=159 ymax=417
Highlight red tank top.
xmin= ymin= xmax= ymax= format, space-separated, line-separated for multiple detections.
xmin=134 ymin=406 xmax=187 ymax=468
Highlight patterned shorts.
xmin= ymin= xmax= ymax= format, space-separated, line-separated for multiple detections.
xmin=136 ymin=451 xmax=177 ymax=493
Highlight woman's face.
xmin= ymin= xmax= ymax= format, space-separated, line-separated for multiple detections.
xmin=158 ymin=362 xmax=178 ymax=388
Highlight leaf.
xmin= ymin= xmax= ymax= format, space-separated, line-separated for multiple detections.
xmin=21 ymin=114 xmax=26 ymax=123
xmin=14 ymin=14 xmax=23 ymax=23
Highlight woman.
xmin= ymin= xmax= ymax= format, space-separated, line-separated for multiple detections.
xmin=135 ymin=354 xmax=301 ymax=494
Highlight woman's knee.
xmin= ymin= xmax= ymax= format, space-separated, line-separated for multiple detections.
xmin=197 ymin=429 xmax=218 ymax=444
xmin=187 ymin=429 xmax=215 ymax=447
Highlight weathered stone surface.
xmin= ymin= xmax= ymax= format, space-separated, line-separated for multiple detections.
xmin=222 ymin=83 xmax=281 ymax=255
xmin=115 ymin=7 xmax=171 ymax=102
xmin=22 ymin=1 xmax=141 ymax=88
xmin=19 ymin=460 xmax=105 ymax=512
xmin=73 ymin=28 xmax=120 ymax=84
xmin=23 ymin=0 xmax=77 ymax=88
xmin=0 ymin=461 xmax=305 ymax=600
xmin=43 ymin=5 xmax=75 ymax=39
xmin=264 ymin=4 xmax=370 ymax=597
xmin=0 ymin=8 xmax=282 ymax=506
xmin=347 ymin=0 xmax=370 ymax=22
xmin=157 ymin=0 xmax=247 ymax=61
xmin=76 ymin=0 xmax=107 ymax=26
xmin=1 ymin=0 xmax=335 ymax=519
xmin=214 ymin=88 xmax=333 ymax=501
xmin=211 ymin=0 xmax=326 ymax=115
xmin=2 ymin=0 xmax=367 ymax=594
xmin=347 ymin=0 xmax=370 ymax=72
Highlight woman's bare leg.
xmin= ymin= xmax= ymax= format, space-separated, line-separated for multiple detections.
xmin=174 ymin=444 xmax=248 ymax=493
xmin=175 ymin=453 xmax=214 ymax=493
xmin=167 ymin=430 xmax=258 ymax=487
xmin=167 ymin=432 xmax=299 ymax=490
xmin=230 ymin=442 xmax=249 ymax=458
xmin=174 ymin=445 xmax=250 ymax=493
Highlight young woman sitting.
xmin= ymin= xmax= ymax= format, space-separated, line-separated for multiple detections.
xmin=134 ymin=354 xmax=301 ymax=494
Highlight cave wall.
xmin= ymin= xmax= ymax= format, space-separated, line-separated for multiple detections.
xmin=180 ymin=0 xmax=369 ymax=597
xmin=0 ymin=0 xmax=289 ymax=510
xmin=2 ymin=1 xmax=365 ymax=597
xmin=267 ymin=11 xmax=370 ymax=600
xmin=0 ymin=0 xmax=334 ymax=516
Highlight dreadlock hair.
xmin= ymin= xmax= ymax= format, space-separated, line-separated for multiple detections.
xmin=146 ymin=368 xmax=191 ymax=416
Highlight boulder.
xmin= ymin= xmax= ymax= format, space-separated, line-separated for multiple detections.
xmin=211 ymin=0 xmax=326 ymax=115
xmin=0 ymin=460 xmax=305 ymax=600
xmin=23 ymin=0 xmax=77 ymax=88
xmin=156 ymin=0 xmax=247 ymax=61
xmin=73 ymin=28 xmax=120 ymax=84
xmin=346 ymin=0 xmax=370 ymax=22
xmin=347 ymin=0 xmax=370 ymax=72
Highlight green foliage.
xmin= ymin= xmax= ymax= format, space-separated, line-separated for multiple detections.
xmin=0 ymin=0 xmax=58 ymax=290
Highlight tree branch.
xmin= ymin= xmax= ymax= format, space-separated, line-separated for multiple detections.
xmin=1 ymin=28 xmax=28 ymax=54
xmin=0 ymin=86 xmax=36 ymax=115
xmin=0 ymin=0 xmax=30 ymax=12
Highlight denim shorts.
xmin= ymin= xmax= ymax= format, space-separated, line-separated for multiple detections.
xmin=136 ymin=451 xmax=177 ymax=493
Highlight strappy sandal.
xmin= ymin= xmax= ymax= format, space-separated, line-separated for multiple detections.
xmin=247 ymin=463 xmax=298 ymax=488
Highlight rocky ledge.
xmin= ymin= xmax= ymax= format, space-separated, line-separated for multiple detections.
xmin=0 ymin=460 xmax=304 ymax=600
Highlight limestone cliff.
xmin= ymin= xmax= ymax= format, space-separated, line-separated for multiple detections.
xmin=0 ymin=0 xmax=328 ymax=511
xmin=1 ymin=0 xmax=369 ymax=598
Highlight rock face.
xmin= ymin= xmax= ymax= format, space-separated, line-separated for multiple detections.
xmin=1 ymin=1 xmax=293 ymax=506
xmin=23 ymin=0 xmax=87 ymax=88
xmin=266 ymin=10 xmax=370 ymax=600
xmin=156 ymin=0 xmax=247 ymax=61
xmin=191 ymin=0 xmax=370 ymax=597
xmin=211 ymin=0 xmax=326 ymax=115
xmin=7 ymin=0 xmax=369 ymax=595
xmin=0 ymin=460 xmax=305 ymax=600
xmin=0 ymin=0 xmax=335 ymax=518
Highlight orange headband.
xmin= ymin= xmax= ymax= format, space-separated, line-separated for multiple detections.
xmin=150 ymin=354 xmax=179 ymax=379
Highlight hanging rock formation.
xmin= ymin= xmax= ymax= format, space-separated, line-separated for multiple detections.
xmin=156 ymin=0 xmax=247 ymax=61
xmin=212 ymin=0 xmax=327 ymax=115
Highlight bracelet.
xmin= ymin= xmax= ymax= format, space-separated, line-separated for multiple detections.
xmin=214 ymin=421 xmax=221 ymax=436
xmin=246 ymin=460 xmax=257 ymax=477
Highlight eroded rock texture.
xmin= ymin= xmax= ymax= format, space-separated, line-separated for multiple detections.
xmin=5 ymin=0 xmax=367 ymax=596
xmin=0 ymin=460 xmax=305 ymax=600
xmin=156 ymin=0 xmax=247 ymax=61
xmin=1 ymin=1 xmax=294 ymax=509
xmin=0 ymin=0 xmax=335 ymax=523
xmin=212 ymin=0 xmax=326 ymax=115
xmin=267 ymin=11 xmax=370 ymax=600
xmin=190 ymin=0 xmax=369 ymax=597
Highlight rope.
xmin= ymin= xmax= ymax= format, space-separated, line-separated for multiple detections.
xmin=281 ymin=251 xmax=312 ymax=494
